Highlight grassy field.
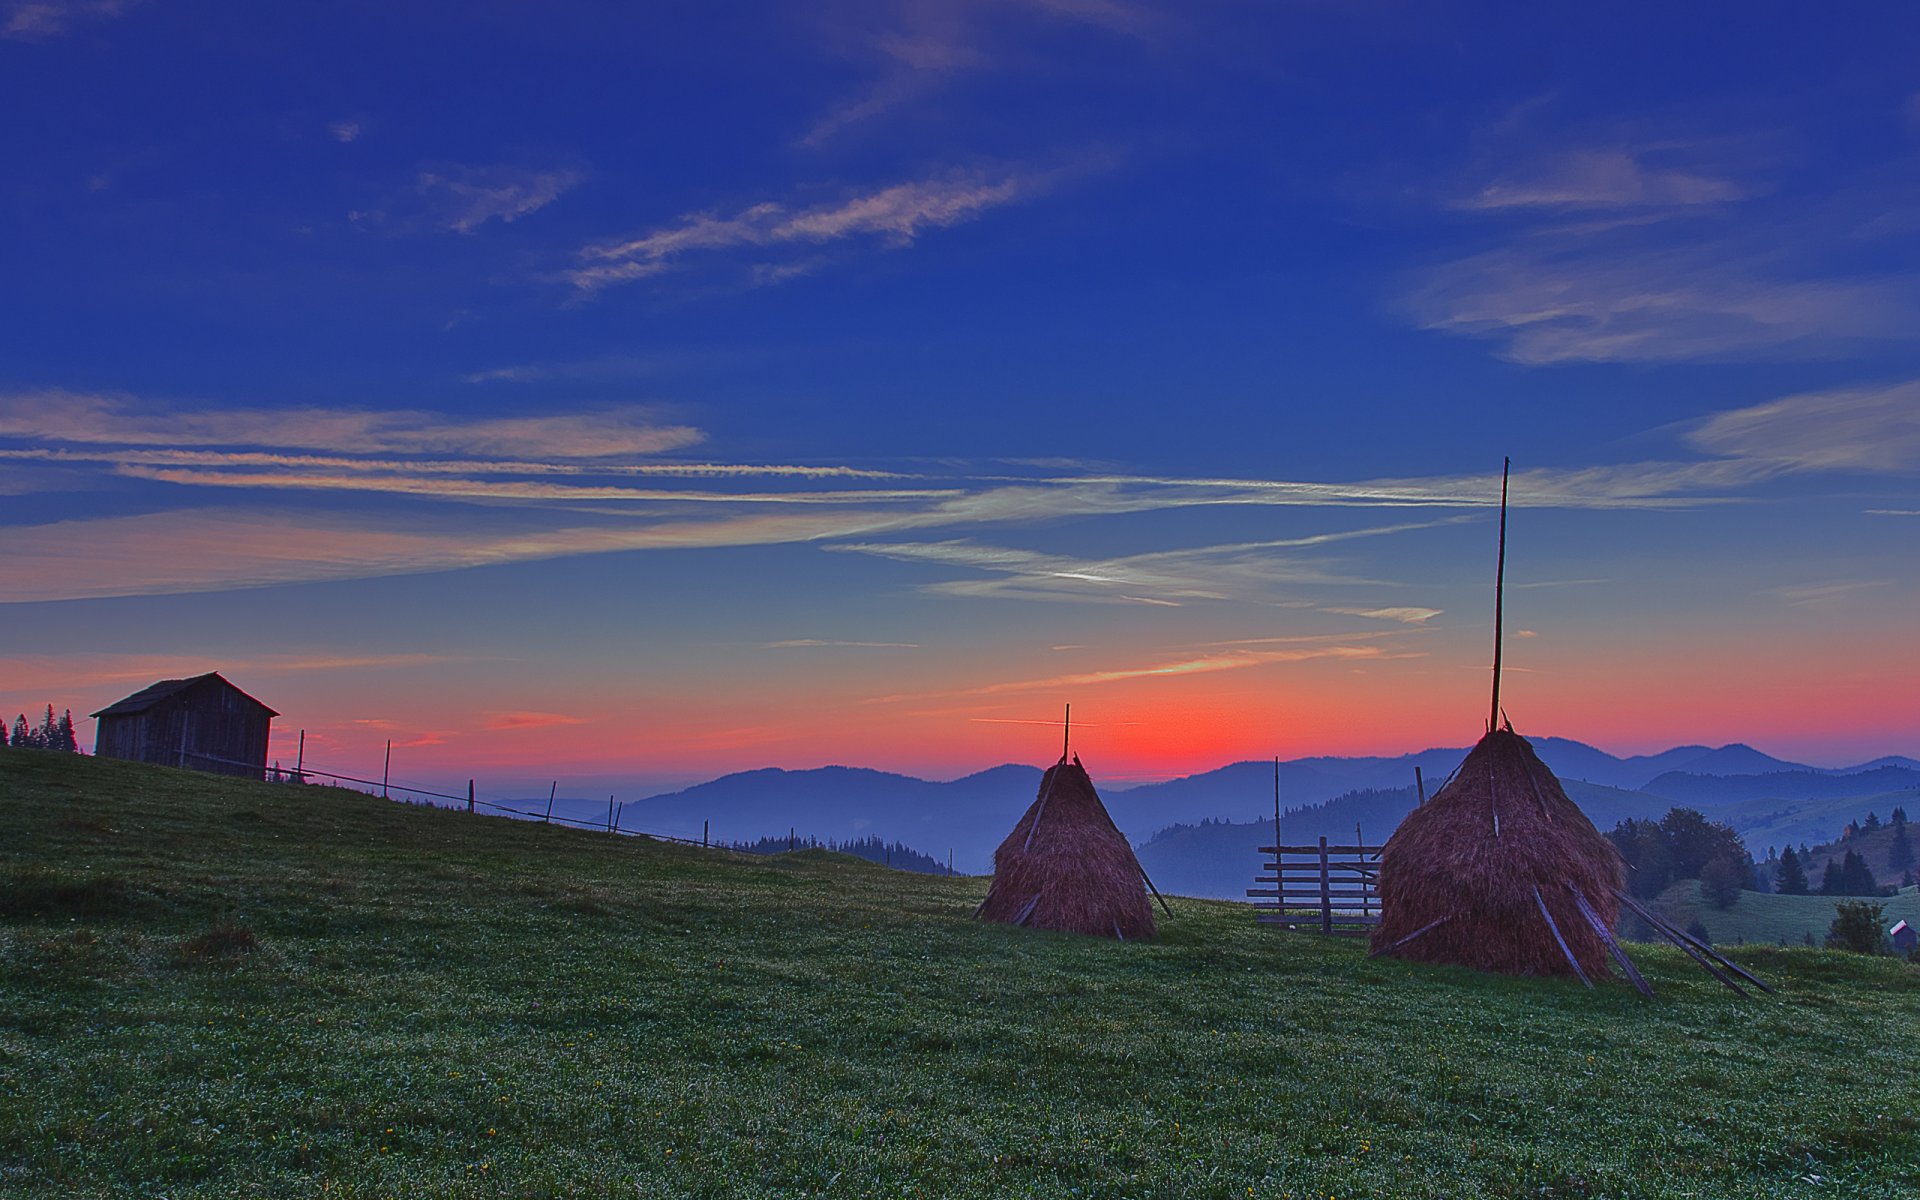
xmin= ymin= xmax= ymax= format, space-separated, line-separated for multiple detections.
xmin=1651 ymin=879 xmax=1920 ymax=948
xmin=4 ymin=751 xmax=1919 ymax=1199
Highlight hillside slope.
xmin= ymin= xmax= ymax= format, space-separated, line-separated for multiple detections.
xmin=4 ymin=750 xmax=1918 ymax=1198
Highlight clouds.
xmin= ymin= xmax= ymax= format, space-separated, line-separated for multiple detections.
xmin=568 ymin=168 xmax=1063 ymax=293
xmin=1689 ymin=380 xmax=1920 ymax=473
xmin=2 ymin=381 xmax=1912 ymax=607
xmin=798 ymin=0 xmax=1154 ymax=145
xmin=0 ymin=391 xmax=702 ymax=459
xmin=1455 ymin=147 xmax=1751 ymax=212
xmin=2 ymin=0 xmax=130 ymax=40
xmin=350 ymin=165 xmax=586 ymax=236
xmin=1411 ymin=124 xmax=1920 ymax=364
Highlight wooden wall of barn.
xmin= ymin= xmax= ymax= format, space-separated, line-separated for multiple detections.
xmin=95 ymin=677 xmax=272 ymax=779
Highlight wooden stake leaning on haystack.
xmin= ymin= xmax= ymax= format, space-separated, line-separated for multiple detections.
xmin=976 ymin=706 xmax=1169 ymax=940
xmin=1368 ymin=459 xmax=1771 ymax=998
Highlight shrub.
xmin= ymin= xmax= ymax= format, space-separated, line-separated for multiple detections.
xmin=1825 ymin=901 xmax=1889 ymax=955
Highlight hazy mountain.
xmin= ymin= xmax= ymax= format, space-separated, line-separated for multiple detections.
xmin=1136 ymin=777 xmax=1675 ymax=900
xmin=521 ymin=738 xmax=1915 ymax=878
xmin=614 ymin=763 xmax=1042 ymax=873
xmin=1641 ymin=766 xmax=1920 ymax=808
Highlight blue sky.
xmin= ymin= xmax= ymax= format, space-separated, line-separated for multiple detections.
xmin=3 ymin=1 xmax=1918 ymax=790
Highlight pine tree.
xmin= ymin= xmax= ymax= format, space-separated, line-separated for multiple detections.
xmin=56 ymin=709 xmax=77 ymax=753
xmin=12 ymin=714 xmax=32 ymax=748
xmin=1819 ymin=859 xmax=1843 ymax=896
xmin=1864 ymin=811 xmax=1882 ymax=831
xmin=1890 ymin=822 xmax=1915 ymax=872
xmin=1775 ymin=846 xmax=1810 ymax=894
xmin=1893 ymin=806 xmax=1909 ymax=827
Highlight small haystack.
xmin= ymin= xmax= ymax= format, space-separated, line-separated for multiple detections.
xmin=977 ymin=758 xmax=1157 ymax=940
xmin=1370 ymin=728 xmax=1624 ymax=980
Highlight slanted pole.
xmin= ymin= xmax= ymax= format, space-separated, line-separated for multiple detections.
xmin=544 ymin=782 xmax=556 ymax=824
xmin=1489 ymin=456 xmax=1510 ymax=734
xmin=1414 ymin=765 xmax=1426 ymax=805
xmin=1533 ymin=885 xmax=1592 ymax=987
xmin=295 ymin=730 xmax=305 ymax=781
xmin=607 ymin=795 xmax=616 ymax=833
xmin=1567 ymin=882 xmax=1653 ymax=998
xmin=382 ymin=740 xmax=391 ymax=798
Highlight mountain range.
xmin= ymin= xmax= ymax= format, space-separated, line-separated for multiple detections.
xmin=515 ymin=739 xmax=1919 ymax=879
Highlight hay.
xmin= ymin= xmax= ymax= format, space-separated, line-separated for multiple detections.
xmin=977 ymin=759 xmax=1156 ymax=941
xmin=1370 ymin=729 xmax=1622 ymax=979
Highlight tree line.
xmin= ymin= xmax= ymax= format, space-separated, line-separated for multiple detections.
xmin=4 ymin=705 xmax=80 ymax=752
xmin=725 ymin=834 xmax=957 ymax=875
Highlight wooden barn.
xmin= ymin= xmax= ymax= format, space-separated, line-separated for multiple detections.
xmin=92 ymin=672 xmax=277 ymax=779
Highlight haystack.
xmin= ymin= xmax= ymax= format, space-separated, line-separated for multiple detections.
xmin=1370 ymin=728 xmax=1622 ymax=980
xmin=977 ymin=758 xmax=1156 ymax=940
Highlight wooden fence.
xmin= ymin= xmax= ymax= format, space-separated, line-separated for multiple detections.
xmin=1247 ymin=836 xmax=1383 ymax=936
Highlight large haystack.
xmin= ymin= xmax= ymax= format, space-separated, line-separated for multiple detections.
xmin=977 ymin=759 xmax=1156 ymax=940
xmin=1370 ymin=729 xmax=1622 ymax=979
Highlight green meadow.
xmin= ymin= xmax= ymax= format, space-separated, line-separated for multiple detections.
xmin=3 ymin=751 xmax=1918 ymax=1199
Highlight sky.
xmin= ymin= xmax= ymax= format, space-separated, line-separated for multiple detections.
xmin=3 ymin=1 xmax=1918 ymax=795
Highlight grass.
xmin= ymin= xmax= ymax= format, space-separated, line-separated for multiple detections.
xmin=1651 ymin=879 xmax=1920 ymax=948
xmin=4 ymin=750 xmax=1919 ymax=1199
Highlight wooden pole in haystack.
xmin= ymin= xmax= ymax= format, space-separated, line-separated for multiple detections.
xmin=1489 ymin=456 xmax=1511 ymax=735
xmin=1062 ymin=703 xmax=1071 ymax=763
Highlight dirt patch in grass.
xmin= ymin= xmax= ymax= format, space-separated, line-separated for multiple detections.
xmin=178 ymin=921 xmax=258 ymax=963
xmin=0 ymin=866 xmax=150 ymax=920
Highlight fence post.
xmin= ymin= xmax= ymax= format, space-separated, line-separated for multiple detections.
xmin=382 ymin=741 xmax=391 ymax=799
xmin=703 ymin=819 xmax=709 ymax=848
xmin=607 ymin=795 xmax=616 ymax=833
xmin=544 ymin=782 xmax=556 ymax=824
xmin=468 ymin=780 xmax=475 ymax=814
xmin=295 ymin=729 xmax=305 ymax=782
xmin=612 ymin=801 xmax=622 ymax=834
xmin=1319 ymin=835 xmax=1332 ymax=936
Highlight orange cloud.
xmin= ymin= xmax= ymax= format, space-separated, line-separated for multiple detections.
xmin=485 ymin=712 xmax=588 ymax=731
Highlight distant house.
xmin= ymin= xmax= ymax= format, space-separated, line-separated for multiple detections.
xmin=92 ymin=673 xmax=278 ymax=780
xmin=1893 ymin=920 xmax=1916 ymax=954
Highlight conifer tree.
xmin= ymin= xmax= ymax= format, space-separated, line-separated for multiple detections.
xmin=11 ymin=714 xmax=31 ymax=748
xmin=1891 ymin=822 xmax=1915 ymax=872
xmin=1819 ymin=859 xmax=1843 ymax=896
xmin=56 ymin=709 xmax=77 ymax=753
xmin=1775 ymin=846 xmax=1810 ymax=894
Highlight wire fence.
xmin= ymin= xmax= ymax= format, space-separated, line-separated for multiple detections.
xmin=180 ymin=746 xmax=710 ymax=847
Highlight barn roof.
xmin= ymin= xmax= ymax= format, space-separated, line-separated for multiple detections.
xmin=91 ymin=672 xmax=279 ymax=719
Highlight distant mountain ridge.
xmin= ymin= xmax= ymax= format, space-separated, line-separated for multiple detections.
xmin=542 ymin=737 xmax=1916 ymax=876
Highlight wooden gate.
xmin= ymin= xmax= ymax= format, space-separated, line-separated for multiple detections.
xmin=1248 ymin=836 xmax=1383 ymax=935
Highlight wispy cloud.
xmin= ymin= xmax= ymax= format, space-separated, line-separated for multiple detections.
xmin=799 ymin=0 xmax=1154 ymax=145
xmin=3 ymin=0 xmax=131 ymax=40
xmin=485 ymin=712 xmax=587 ymax=731
xmin=328 ymin=120 xmax=362 ymax=144
xmin=569 ymin=167 xmax=1065 ymax=293
xmin=1412 ymin=125 xmax=1920 ymax=364
xmin=760 ymin=639 xmax=920 ymax=649
xmin=1405 ymin=237 xmax=1916 ymax=365
xmin=0 ymin=391 xmax=703 ymax=458
xmin=1688 ymin=380 xmax=1920 ymax=473
xmin=1455 ymin=147 xmax=1751 ymax=212
xmin=418 ymin=165 xmax=585 ymax=233
xmin=350 ymin=164 xmax=585 ymax=235
xmin=827 ymin=519 xmax=1453 ymax=606
xmin=1773 ymin=580 xmax=1890 ymax=607
xmin=874 ymin=643 xmax=1406 ymax=702
xmin=0 ymin=651 xmax=460 ymax=694
xmin=1324 ymin=606 xmax=1442 ymax=625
